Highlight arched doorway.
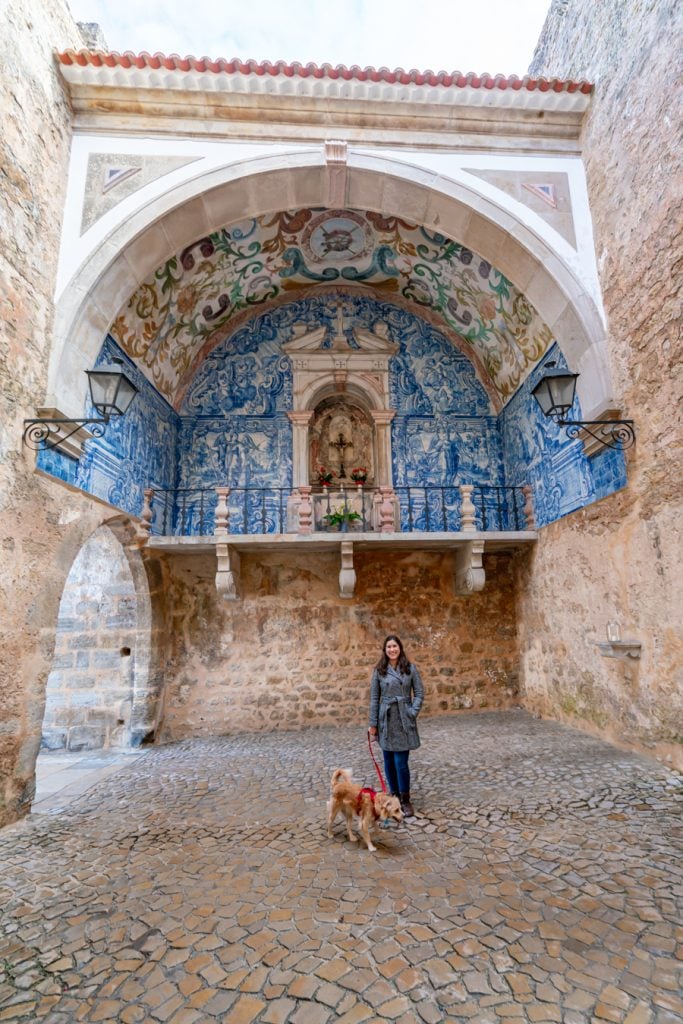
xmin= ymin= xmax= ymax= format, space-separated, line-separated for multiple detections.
xmin=41 ymin=523 xmax=158 ymax=751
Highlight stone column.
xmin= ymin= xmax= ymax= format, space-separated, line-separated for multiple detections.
xmin=370 ymin=409 xmax=395 ymax=487
xmin=287 ymin=410 xmax=314 ymax=488
xmin=297 ymin=485 xmax=313 ymax=534
xmin=379 ymin=486 xmax=397 ymax=533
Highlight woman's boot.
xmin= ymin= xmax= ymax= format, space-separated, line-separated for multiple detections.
xmin=400 ymin=792 xmax=415 ymax=817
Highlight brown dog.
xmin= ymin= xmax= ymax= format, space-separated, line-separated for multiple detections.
xmin=327 ymin=768 xmax=403 ymax=851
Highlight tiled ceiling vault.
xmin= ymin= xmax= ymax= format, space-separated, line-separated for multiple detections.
xmin=111 ymin=207 xmax=555 ymax=409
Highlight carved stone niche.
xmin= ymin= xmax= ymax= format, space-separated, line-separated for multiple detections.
xmin=309 ymin=397 xmax=374 ymax=485
xmin=282 ymin=301 xmax=398 ymax=489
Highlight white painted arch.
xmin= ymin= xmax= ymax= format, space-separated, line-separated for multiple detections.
xmin=50 ymin=149 xmax=615 ymax=421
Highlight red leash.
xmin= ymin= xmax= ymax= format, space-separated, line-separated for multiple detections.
xmin=367 ymin=728 xmax=387 ymax=793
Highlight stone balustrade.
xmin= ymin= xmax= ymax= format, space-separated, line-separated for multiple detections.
xmin=135 ymin=483 xmax=536 ymax=601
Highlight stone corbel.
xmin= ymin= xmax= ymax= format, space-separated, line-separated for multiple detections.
xmin=216 ymin=543 xmax=241 ymax=600
xmin=454 ymin=540 xmax=486 ymax=595
xmin=339 ymin=540 xmax=356 ymax=599
xmin=595 ymin=640 xmax=641 ymax=660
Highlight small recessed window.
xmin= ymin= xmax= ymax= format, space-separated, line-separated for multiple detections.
xmin=120 ymin=647 xmax=131 ymax=657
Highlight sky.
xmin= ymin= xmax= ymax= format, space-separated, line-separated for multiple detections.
xmin=66 ymin=0 xmax=551 ymax=77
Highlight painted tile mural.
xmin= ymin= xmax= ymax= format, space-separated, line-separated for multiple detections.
xmin=37 ymin=338 xmax=180 ymax=533
xmin=499 ymin=344 xmax=627 ymax=527
xmin=39 ymin=303 xmax=625 ymax=535
xmin=110 ymin=208 xmax=554 ymax=408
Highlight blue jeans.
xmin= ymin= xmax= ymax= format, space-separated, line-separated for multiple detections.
xmin=383 ymin=750 xmax=411 ymax=795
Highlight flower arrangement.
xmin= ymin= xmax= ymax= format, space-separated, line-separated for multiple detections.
xmin=323 ymin=505 xmax=363 ymax=530
xmin=350 ymin=466 xmax=368 ymax=483
xmin=316 ymin=465 xmax=335 ymax=486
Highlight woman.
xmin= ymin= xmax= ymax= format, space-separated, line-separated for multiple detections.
xmin=369 ymin=635 xmax=424 ymax=817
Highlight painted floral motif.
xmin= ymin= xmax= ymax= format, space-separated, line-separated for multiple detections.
xmin=111 ymin=208 xmax=555 ymax=408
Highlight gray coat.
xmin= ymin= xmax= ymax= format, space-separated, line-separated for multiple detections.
xmin=369 ymin=663 xmax=424 ymax=752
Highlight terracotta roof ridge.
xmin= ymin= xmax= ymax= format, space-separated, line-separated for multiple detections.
xmin=56 ymin=49 xmax=594 ymax=92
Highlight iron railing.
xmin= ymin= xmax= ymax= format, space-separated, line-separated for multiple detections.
xmin=393 ymin=485 xmax=526 ymax=533
xmin=151 ymin=487 xmax=290 ymax=536
xmin=145 ymin=484 xmax=531 ymax=537
xmin=471 ymin=485 xmax=527 ymax=532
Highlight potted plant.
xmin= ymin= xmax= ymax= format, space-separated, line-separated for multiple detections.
xmin=323 ymin=505 xmax=363 ymax=532
xmin=316 ymin=465 xmax=335 ymax=487
xmin=350 ymin=466 xmax=368 ymax=484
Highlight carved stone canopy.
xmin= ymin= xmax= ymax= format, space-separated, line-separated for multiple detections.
xmin=283 ymin=301 xmax=398 ymax=488
xmin=281 ymin=301 xmax=398 ymax=412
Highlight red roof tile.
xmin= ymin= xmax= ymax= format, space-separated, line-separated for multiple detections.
xmin=56 ymin=50 xmax=593 ymax=93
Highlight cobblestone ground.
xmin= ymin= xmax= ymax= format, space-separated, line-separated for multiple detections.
xmin=0 ymin=711 xmax=681 ymax=1024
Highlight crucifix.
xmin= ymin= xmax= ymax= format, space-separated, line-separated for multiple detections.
xmin=330 ymin=432 xmax=351 ymax=478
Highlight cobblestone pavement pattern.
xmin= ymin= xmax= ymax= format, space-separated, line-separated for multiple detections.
xmin=0 ymin=711 xmax=681 ymax=1023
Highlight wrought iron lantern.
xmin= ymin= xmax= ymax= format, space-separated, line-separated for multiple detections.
xmin=531 ymin=362 xmax=635 ymax=451
xmin=23 ymin=359 xmax=139 ymax=452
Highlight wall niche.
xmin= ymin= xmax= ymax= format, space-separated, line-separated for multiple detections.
xmin=309 ymin=396 xmax=375 ymax=486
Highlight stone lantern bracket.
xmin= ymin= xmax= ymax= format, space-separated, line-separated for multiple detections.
xmin=595 ymin=640 xmax=642 ymax=660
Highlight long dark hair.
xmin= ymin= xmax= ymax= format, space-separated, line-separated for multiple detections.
xmin=375 ymin=634 xmax=411 ymax=676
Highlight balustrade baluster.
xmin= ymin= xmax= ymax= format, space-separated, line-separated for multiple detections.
xmin=135 ymin=488 xmax=154 ymax=546
xmin=215 ymin=487 xmax=229 ymax=536
xmin=459 ymin=485 xmax=476 ymax=532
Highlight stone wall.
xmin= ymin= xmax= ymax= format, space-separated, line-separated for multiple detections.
xmin=157 ymin=550 xmax=520 ymax=741
xmin=521 ymin=0 xmax=683 ymax=766
xmin=0 ymin=0 xmax=111 ymax=825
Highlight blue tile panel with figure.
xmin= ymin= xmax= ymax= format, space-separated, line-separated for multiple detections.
xmin=38 ymin=302 xmax=627 ymax=535
xmin=499 ymin=343 xmax=627 ymax=527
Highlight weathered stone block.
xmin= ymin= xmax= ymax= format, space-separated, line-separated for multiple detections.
xmin=40 ymin=730 xmax=68 ymax=750
xmin=92 ymin=651 xmax=124 ymax=669
xmin=67 ymin=726 xmax=107 ymax=751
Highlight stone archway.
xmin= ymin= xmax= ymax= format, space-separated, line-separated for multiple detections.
xmin=49 ymin=151 xmax=614 ymax=425
xmin=41 ymin=521 xmax=160 ymax=752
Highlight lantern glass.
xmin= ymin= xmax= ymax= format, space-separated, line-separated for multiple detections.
xmin=531 ymin=368 xmax=578 ymax=420
xmin=86 ymin=362 xmax=138 ymax=418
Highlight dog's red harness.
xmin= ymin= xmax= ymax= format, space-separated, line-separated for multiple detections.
xmin=357 ymin=787 xmax=380 ymax=819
